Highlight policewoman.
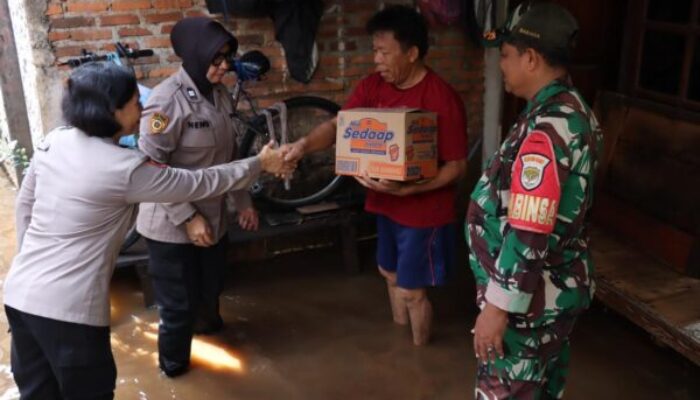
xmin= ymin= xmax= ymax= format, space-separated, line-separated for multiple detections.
xmin=136 ymin=17 xmax=258 ymax=377
xmin=3 ymin=62 xmax=289 ymax=399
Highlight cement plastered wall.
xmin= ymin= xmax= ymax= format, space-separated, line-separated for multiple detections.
xmin=7 ymin=0 xmax=62 ymax=147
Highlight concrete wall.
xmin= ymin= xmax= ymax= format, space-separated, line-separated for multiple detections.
xmin=8 ymin=0 xmax=60 ymax=145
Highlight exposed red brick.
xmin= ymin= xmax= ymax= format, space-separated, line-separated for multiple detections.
xmin=349 ymin=53 xmax=373 ymax=64
xmin=100 ymin=14 xmax=140 ymax=26
xmin=112 ymin=0 xmax=151 ymax=12
xmin=143 ymin=36 xmax=171 ymax=49
xmin=153 ymin=0 xmax=193 ymax=8
xmin=118 ymin=27 xmax=152 ymax=37
xmin=341 ymin=65 xmax=374 ymax=77
xmin=51 ymin=16 xmax=95 ymax=29
xmin=144 ymin=11 xmax=183 ymax=24
xmin=48 ymin=31 xmax=71 ymax=42
xmin=55 ymin=45 xmax=97 ymax=58
xmin=46 ymin=3 xmax=64 ymax=16
xmin=70 ymin=28 xmax=113 ymax=42
xmin=326 ymin=41 xmax=357 ymax=52
xmin=268 ymin=56 xmax=287 ymax=70
xmin=160 ymin=23 xmax=176 ymax=34
xmin=344 ymin=26 xmax=366 ymax=37
xmin=431 ymin=58 xmax=465 ymax=70
xmin=65 ymin=1 xmax=109 ymax=13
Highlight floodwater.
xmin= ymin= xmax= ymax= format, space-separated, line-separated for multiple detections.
xmin=0 ymin=174 xmax=698 ymax=400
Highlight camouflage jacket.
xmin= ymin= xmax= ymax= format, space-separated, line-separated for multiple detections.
xmin=466 ymin=79 xmax=602 ymax=327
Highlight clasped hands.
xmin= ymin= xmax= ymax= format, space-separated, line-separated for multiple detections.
xmin=258 ymin=140 xmax=297 ymax=179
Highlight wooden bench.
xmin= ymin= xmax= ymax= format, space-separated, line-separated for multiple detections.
xmin=115 ymin=205 xmax=370 ymax=308
xmin=591 ymin=91 xmax=700 ymax=365
xmin=227 ymin=206 xmax=369 ymax=274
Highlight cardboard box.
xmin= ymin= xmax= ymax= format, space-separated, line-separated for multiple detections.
xmin=335 ymin=108 xmax=438 ymax=181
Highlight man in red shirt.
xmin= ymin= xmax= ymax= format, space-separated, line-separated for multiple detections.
xmin=284 ymin=5 xmax=467 ymax=345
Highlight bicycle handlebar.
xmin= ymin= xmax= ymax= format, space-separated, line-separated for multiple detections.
xmin=60 ymin=47 xmax=154 ymax=68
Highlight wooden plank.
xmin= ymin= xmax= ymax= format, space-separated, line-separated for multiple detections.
xmin=595 ymin=279 xmax=700 ymax=366
xmin=592 ymin=192 xmax=694 ymax=273
xmin=647 ymin=288 xmax=700 ymax=327
xmin=591 ymin=225 xmax=700 ymax=366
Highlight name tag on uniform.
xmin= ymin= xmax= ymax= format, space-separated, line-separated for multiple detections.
xmin=187 ymin=120 xmax=211 ymax=129
xmin=186 ymin=87 xmax=198 ymax=101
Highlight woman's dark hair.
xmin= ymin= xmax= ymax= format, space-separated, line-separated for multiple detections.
xmin=61 ymin=62 xmax=138 ymax=138
xmin=366 ymin=4 xmax=429 ymax=59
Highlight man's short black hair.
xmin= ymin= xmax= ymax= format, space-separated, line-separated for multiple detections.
xmin=62 ymin=62 xmax=138 ymax=138
xmin=506 ymin=35 xmax=573 ymax=69
xmin=366 ymin=4 xmax=429 ymax=59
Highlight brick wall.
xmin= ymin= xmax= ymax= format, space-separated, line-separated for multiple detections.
xmin=46 ymin=0 xmax=483 ymax=143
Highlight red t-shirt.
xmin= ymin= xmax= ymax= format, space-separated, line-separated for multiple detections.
xmin=343 ymin=69 xmax=468 ymax=227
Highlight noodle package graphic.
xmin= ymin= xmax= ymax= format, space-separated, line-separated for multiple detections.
xmin=335 ymin=108 xmax=438 ymax=181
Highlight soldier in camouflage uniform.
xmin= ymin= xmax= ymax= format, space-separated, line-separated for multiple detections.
xmin=466 ymin=3 xmax=603 ymax=399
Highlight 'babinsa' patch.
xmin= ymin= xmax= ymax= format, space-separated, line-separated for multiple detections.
xmin=150 ymin=113 xmax=169 ymax=134
xmin=508 ymin=130 xmax=561 ymax=234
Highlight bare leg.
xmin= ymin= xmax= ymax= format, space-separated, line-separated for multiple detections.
xmin=378 ymin=266 xmax=408 ymax=325
xmin=398 ymin=287 xmax=432 ymax=346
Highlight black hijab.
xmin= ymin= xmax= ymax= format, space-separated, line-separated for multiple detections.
xmin=170 ymin=17 xmax=238 ymax=101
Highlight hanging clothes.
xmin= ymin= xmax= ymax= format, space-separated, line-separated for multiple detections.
xmin=206 ymin=0 xmax=323 ymax=83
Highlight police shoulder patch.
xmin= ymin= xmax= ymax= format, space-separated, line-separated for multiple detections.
xmin=508 ymin=130 xmax=561 ymax=234
xmin=150 ymin=113 xmax=169 ymax=135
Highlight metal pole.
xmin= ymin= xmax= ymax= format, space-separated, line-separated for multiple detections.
xmin=0 ymin=0 xmax=33 ymax=182
xmin=481 ymin=0 xmax=509 ymax=169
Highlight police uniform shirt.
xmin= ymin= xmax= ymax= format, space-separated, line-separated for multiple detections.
xmin=3 ymin=126 xmax=261 ymax=326
xmin=137 ymin=67 xmax=250 ymax=244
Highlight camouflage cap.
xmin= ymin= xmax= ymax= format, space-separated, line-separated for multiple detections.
xmin=483 ymin=1 xmax=578 ymax=53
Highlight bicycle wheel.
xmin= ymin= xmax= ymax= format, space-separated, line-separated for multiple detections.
xmin=238 ymin=96 xmax=344 ymax=209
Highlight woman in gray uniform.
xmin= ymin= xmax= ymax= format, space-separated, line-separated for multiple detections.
xmin=135 ymin=17 xmax=260 ymax=377
xmin=3 ymin=62 xmax=290 ymax=399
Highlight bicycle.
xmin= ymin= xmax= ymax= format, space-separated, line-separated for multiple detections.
xmin=62 ymin=43 xmax=347 ymax=252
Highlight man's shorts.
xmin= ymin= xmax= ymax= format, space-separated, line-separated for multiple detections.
xmin=376 ymin=214 xmax=456 ymax=289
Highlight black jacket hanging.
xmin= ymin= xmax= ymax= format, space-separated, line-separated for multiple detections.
xmin=206 ymin=0 xmax=323 ymax=83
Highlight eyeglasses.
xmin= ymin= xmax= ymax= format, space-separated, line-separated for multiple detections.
xmin=211 ymin=51 xmax=233 ymax=67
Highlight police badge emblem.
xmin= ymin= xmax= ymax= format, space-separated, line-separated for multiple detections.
xmin=150 ymin=113 xmax=169 ymax=134
xmin=519 ymin=153 xmax=550 ymax=190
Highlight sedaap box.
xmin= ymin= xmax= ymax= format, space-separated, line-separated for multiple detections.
xmin=335 ymin=108 xmax=438 ymax=181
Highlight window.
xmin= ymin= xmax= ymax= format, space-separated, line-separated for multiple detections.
xmin=626 ymin=0 xmax=700 ymax=109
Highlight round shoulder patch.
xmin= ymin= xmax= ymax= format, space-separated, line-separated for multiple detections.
xmin=150 ymin=113 xmax=169 ymax=135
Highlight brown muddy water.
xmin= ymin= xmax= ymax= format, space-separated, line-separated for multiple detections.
xmin=0 ymin=174 xmax=698 ymax=400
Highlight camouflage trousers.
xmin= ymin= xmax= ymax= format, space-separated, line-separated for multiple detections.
xmin=474 ymin=316 xmax=577 ymax=400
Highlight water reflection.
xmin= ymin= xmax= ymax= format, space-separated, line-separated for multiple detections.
xmin=114 ymin=315 xmax=244 ymax=375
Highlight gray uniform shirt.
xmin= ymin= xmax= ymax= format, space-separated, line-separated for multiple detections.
xmin=136 ymin=67 xmax=250 ymax=244
xmin=4 ymin=126 xmax=261 ymax=326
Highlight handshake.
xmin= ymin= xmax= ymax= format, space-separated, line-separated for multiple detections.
xmin=257 ymin=140 xmax=299 ymax=179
